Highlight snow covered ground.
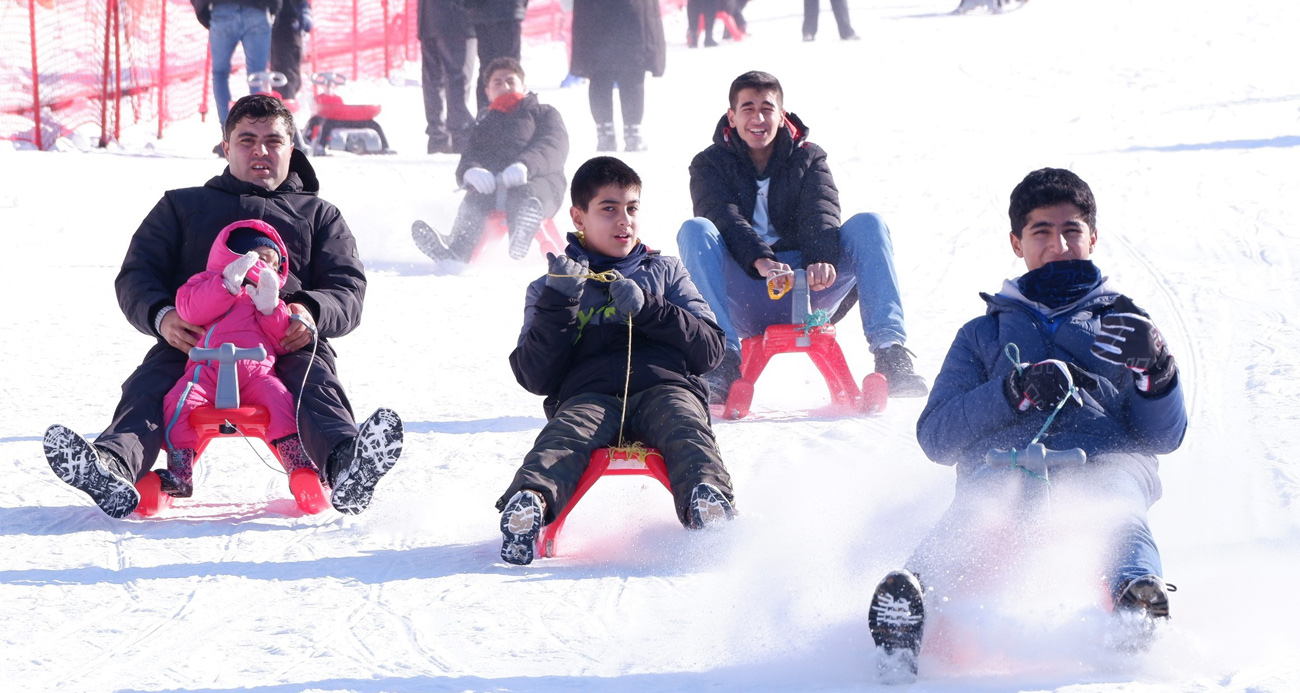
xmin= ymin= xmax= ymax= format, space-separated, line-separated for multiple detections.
xmin=3 ymin=0 xmax=1299 ymax=690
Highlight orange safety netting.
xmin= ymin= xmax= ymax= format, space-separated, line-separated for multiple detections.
xmin=4 ymin=0 xmax=682 ymax=149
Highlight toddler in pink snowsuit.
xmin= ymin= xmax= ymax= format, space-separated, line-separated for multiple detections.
xmin=159 ymin=219 xmax=315 ymax=497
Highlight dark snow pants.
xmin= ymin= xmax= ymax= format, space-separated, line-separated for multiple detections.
xmin=496 ymin=384 xmax=734 ymax=526
xmin=94 ymin=339 xmax=357 ymax=480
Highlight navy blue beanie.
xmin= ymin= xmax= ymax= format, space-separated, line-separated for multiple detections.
xmin=227 ymin=227 xmax=280 ymax=258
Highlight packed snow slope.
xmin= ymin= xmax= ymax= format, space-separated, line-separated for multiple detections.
xmin=3 ymin=1 xmax=1298 ymax=691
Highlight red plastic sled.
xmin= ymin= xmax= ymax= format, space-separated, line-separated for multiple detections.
xmin=720 ymin=269 xmax=889 ymax=419
xmin=536 ymin=447 xmax=672 ymax=559
xmin=722 ymin=324 xmax=889 ymax=420
xmin=134 ymin=406 xmax=329 ymax=517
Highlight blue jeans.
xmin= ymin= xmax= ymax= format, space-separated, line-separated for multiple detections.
xmin=676 ymin=213 xmax=907 ymax=352
xmin=907 ymin=456 xmax=1163 ymax=605
xmin=209 ymin=3 xmax=273 ymax=133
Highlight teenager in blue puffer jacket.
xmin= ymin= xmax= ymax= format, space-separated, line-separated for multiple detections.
xmin=865 ymin=168 xmax=1188 ymax=682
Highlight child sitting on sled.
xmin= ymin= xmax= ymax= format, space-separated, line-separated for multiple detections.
xmin=496 ymin=156 xmax=737 ymax=565
xmin=414 ymin=56 xmax=570 ymax=265
xmin=158 ymin=219 xmax=318 ymax=498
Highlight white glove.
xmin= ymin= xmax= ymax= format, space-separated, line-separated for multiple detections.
xmin=250 ymin=267 xmax=280 ymax=315
xmin=501 ymin=162 xmax=528 ymax=188
xmin=223 ymin=251 xmax=260 ymax=294
xmin=462 ymin=167 xmax=496 ymax=194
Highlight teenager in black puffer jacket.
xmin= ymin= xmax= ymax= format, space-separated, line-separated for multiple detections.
xmin=677 ymin=71 xmax=927 ymax=402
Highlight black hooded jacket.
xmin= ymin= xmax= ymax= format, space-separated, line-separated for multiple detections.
xmin=116 ymin=149 xmax=366 ymax=341
xmin=688 ymin=112 xmax=842 ymax=280
xmin=509 ymin=239 xmax=724 ymax=418
xmin=456 ymin=91 xmax=569 ymax=214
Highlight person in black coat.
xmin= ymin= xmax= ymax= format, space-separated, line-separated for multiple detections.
xmin=677 ymin=71 xmax=926 ymax=403
xmin=495 ymin=156 xmax=735 ymax=566
xmin=42 ymin=95 xmax=404 ymax=519
xmin=569 ymin=0 xmax=666 ymax=152
xmin=464 ymin=0 xmax=528 ymax=112
xmin=419 ymin=0 xmax=476 ymax=153
xmin=270 ymin=0 xmax=311 ymax=101
xmin=415 ymin=58 xmax=569 ymax=265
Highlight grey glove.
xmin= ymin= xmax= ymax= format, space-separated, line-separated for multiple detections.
xmin=544 ymin=252 xmax=589 ymax=299
xmin=609 ymin=277 xmax=645 ymax=317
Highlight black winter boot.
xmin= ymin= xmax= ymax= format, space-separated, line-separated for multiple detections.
xmin=508 ymin=196 xmax=545 ymax=260
xmin=873 ymin=344 xmax=929 ymax=398
xmin=596 ymin=122 xmax=617 ymax=152
xmin=624 ymin=124 xmax=647 ymax=152
xmin=329 ymin=408 xmax=404 ymax=515
xmin=43 ymin=425 xmax=140 ymax=518
xmin=869 ymin=570 xmax=926 ymax=684
xmin=686 ymin=483 xmax=735 ymax=529
xmin=500 ymin=489 xmax=545 ymax=565
xmin=704 ymin=348 xmax=743 ymax=405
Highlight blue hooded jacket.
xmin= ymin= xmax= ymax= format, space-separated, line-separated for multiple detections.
xmin=916 ymin=277 xmax=1187 ymax=489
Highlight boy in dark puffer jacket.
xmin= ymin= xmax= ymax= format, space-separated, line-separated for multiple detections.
xmin=496 ymin=156 xmax=736 ymax=566
xmin=414 ymin=57 xmax=569 ymax=266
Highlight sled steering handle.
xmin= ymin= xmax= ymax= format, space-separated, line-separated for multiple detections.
xmin=188 ymin=343 xmax=268 ymax=410
xmin=985 ymin=443 xmax=1087 ymax=476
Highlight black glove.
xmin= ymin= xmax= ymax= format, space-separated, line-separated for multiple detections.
xmin=1005 ymin=359 xmax=1098 ymax=412
xmin=544 ymin=252 xmax=589 ymax=300
xmin=608 ymin=276 xmax=645 ymax=317
xmin=1091 ymin=297 xmax=1175 ymax=394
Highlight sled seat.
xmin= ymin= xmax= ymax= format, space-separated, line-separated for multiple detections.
xmin=536 ymin=447 xmax=671 ymax=559
xmin=313 ymin=92 xmax=381 ymax=122
xmin=472 ymin=211 xmax=565 ymax=262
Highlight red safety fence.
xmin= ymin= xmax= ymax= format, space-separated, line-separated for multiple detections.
xmin=3 ymin=0 xmax=686 ymax=149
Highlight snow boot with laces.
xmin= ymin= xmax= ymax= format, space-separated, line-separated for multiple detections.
xmin=869 ymin=569 xmax=926 ymax=684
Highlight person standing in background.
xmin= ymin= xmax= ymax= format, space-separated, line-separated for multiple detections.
xmin=270 ymin=0 xmax=311 ymax=101
xmin=802 ymin=0 xmax=859 ymax=41
xmin=419 ymin=0 xmax=478 ymax=153
xmin=569 ymin=0 xmax=666 ymax=152
xmin=465 ymin=0 xmax=527 ymax=113
xmin=192 ymin=0 xmax=281 ymax=154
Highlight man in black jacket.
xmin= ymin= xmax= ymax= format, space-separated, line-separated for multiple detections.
xmin=496 ymin=156 xmax=735 ymax=566
xmin=677 ymin=71 xmax=926 ymax=403
xmin=43 ymin=95 xmax=404 ymax=519
xmin=413 ymin=57 xmax=568 ymax=265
